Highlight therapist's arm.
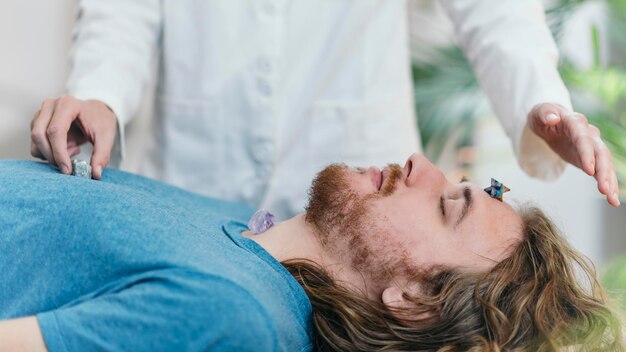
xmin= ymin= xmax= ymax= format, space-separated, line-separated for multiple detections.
xmin=440 ymin=0 xmax=571 ymax=176
xmin=0 ymin=316 xmax=47 ymax=352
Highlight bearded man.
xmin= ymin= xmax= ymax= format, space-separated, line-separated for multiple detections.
xmin=0 ymin=154 xmax=623 ymax=351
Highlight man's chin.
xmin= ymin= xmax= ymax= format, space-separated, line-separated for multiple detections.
xmin=304 ymin=164 xmax=356 ymax=239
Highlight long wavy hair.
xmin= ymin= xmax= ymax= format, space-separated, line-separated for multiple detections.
xmin=282 ymin=207 xmax=625 ymax=351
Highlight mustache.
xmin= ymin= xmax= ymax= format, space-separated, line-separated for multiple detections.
xmin=380 ymin=163 xmax=403 ymax=196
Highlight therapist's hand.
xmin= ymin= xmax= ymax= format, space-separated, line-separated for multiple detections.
xmin=30 ymin=96 xmax=117 ymax=180
xmin=528 ymin=102 xmax=620 ymax=207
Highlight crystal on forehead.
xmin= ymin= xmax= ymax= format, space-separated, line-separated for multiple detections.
xmin=71 ymin=159 xmax=92 ymax=179
xmin=484 ymin=178 xmax=510 ymax=201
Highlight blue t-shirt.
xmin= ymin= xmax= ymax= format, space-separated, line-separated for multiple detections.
xmin=0 ymin=161 xmax=312 ymax=352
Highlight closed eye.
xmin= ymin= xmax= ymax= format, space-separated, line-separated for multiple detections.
xmin=455 ymin=186 xmax=473 ymax=227
xmin=440 ymin=177 xmax=470 ymax=222
xmin=439 ymin=196 xmax=445 ymax=217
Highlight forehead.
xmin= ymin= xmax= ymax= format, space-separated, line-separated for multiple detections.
xmin=457 ymin=186 xmax=523 ymax=266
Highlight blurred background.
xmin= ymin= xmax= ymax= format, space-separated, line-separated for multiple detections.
xmin=1 ymin=0 xmax=624 ymax=309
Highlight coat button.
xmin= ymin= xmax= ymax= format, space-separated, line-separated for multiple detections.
xmin=252 ymin=140 xmax=274 ymax=162
xmin=255 ymin=144 xmax=272 ymax=161
xmin=258 ymin=163 xmax=272 ymax=178
xmin=257 ymin=78 xmax=273 ymax=96
xmin=257 ymin=56 xmax=272 ymax=74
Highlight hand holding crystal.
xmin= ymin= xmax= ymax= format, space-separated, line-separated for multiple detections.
xmin=30 ymin=96 xmax=117 ymax=180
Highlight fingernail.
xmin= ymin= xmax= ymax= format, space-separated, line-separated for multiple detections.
xmin=546 ymin=113 xmax=558 ymax=122
xmin=61 ymin=164 xmax=70 ymax=175
xmin=95 ymin=165 xmax=102 ymax=178
xmin=614 ymin=192 xmax=620 ymax=206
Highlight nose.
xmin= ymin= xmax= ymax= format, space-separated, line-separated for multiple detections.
xmin=404 ymin=153 xmax=447 ymax=189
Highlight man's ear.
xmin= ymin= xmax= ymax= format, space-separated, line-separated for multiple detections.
xmin=382 ymin=285 xmax=433 ymax=322
xmin=382 ymin=286 xmax=417 ymax=311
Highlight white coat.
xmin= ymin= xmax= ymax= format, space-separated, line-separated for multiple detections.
xmin=67 ymin=0 xmax=572 ymax=219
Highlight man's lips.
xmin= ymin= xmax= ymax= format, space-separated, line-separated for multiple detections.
xmin=368 ymin=163 xmax=407 ymax=192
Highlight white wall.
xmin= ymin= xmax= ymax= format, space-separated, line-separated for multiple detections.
xmin=0 ymin=1 xmax=75 ymax=159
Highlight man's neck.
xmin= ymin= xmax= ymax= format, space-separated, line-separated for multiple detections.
xmin=244 ymin=213 xmax=326 ymax=264
xmin=244 ymin=213 xmax=371 ymax=295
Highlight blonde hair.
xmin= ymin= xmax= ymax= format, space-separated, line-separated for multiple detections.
xmin=283 ymin=207 xmax=625 ymax=351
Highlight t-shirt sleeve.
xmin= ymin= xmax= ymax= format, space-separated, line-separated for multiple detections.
xmin=36 ymin=271 xmax=277 ymax=352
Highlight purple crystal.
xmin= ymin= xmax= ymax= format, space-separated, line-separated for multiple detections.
xmin=248 ymin=209 xmax=275 ymax=234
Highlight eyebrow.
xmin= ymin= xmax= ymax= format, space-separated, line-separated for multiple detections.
xmin=455 ymin=186 xmax=473 ymax=227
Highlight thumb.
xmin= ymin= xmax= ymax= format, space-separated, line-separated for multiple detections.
xmin=90 ymin=132 xmax=115 ymax=180
xmin=528 ymin=103 xmax=564 ymax=136
xmin=541 ymin=111 xmax=561 ymax=126
xmin=538 ymin=111 xmax=561 ymax=127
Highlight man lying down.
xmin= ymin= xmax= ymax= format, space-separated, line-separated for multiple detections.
xmin=0 ymin=153 xmax=623 ymax=351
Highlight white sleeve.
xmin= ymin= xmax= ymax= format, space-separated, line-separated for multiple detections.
xmin=66 ymin=0 xmax=161 ymax=163
xmin=439 ymin=0 xmax=571 ymax=180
